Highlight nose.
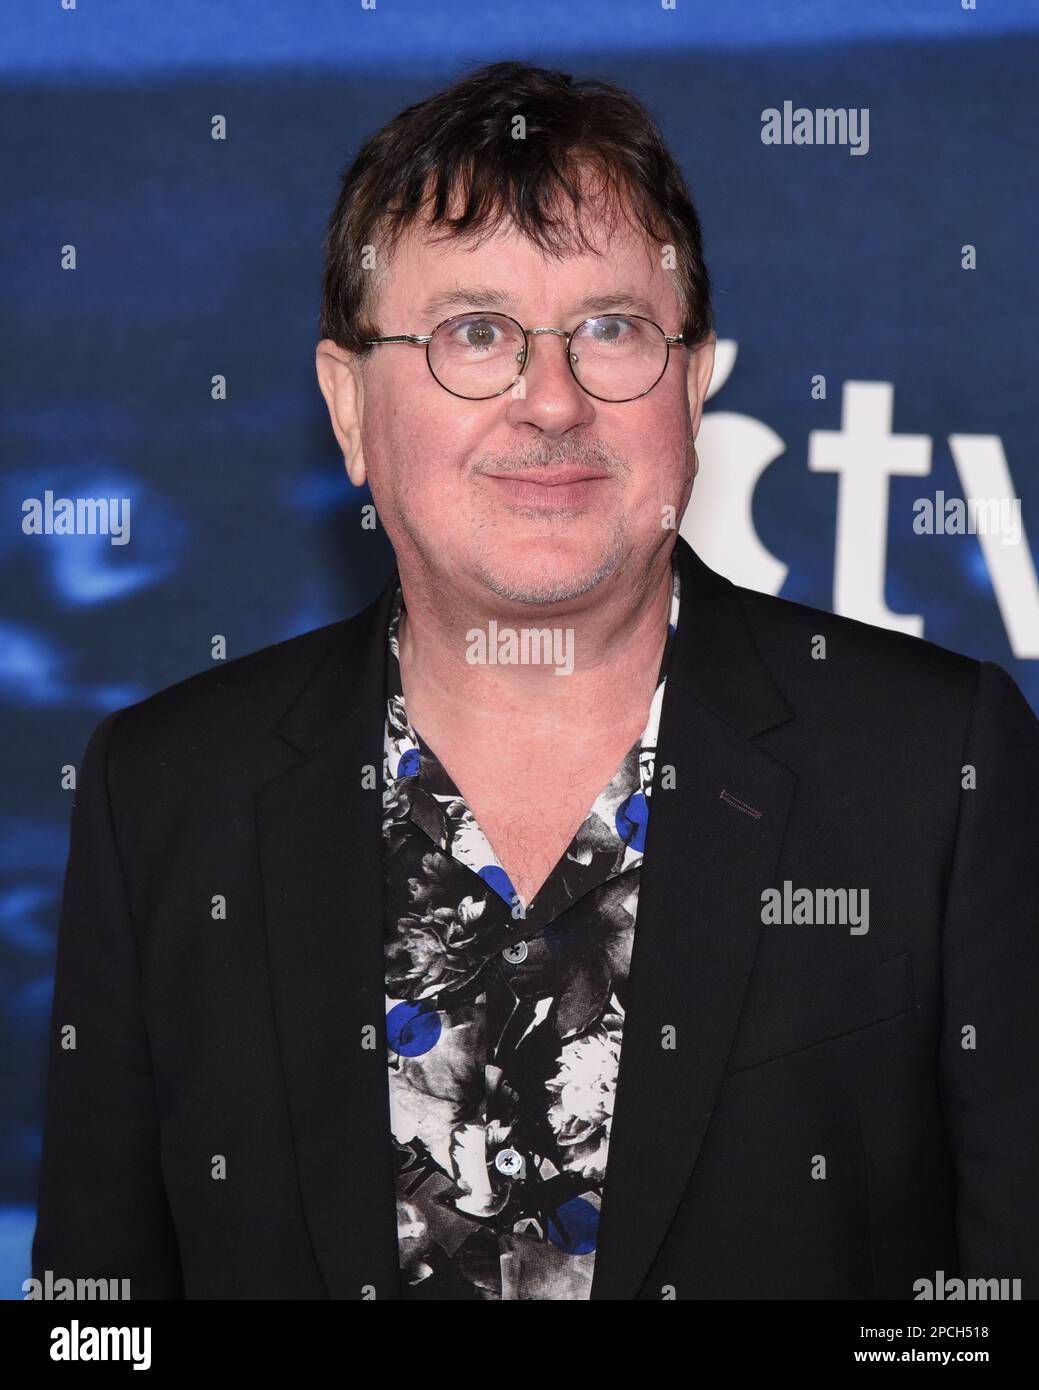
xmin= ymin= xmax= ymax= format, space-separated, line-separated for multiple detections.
xmin=504 ymin=328 xmax=596 ymax=435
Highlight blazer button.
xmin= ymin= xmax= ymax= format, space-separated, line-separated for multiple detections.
xmin=495 ymin=1148 xmax=523 ymax=1177
xmin=501 ymin=940 xmax=528 ymax=964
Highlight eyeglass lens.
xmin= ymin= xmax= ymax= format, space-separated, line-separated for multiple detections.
xmin=427 ymin=313 xmax=669 ymax=401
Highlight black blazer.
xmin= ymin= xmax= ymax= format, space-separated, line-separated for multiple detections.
xmin=31 ymin=536 xmax=1039 ymax=1299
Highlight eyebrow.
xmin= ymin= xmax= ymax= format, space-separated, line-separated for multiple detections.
xmin=419 ymin=286 xmax=662 ymax=325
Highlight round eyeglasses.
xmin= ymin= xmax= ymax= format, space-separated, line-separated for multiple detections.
xmin=364 ymin=311 xmax=685 ymax=403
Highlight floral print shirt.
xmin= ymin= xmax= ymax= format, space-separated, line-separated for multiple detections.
xmin=382 ymin=556 xmax=681 ymax=1299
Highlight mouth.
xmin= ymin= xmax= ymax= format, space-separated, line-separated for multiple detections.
xmin=480 ymin=469 xmax=612 ymax=510
xmin=484 ymin=469 xmax=611 ymax=487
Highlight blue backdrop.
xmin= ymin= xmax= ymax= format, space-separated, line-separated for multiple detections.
xmin=3 ymin=0 xmax=1037 ymax=1297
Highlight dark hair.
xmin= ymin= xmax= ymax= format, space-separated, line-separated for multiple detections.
xmin=319 ymin=61 xmax=714 ymax=354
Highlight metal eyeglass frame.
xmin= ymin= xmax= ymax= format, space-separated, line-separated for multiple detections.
xmin=364 ymin=311 xmax=686 ymax=403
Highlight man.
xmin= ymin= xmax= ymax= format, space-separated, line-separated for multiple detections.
xmin=33 ymin=61 xmax=1039 ymax=1301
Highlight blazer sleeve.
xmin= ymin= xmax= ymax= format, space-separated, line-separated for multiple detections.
xmin=937 ymin=659 xmax=1039 ymax=1293
xmin=31 ymin=710 xmax=184 ymax=1298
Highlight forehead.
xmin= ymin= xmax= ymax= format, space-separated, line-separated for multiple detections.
xmin=373 ymin=201 xmax=678 ymax=324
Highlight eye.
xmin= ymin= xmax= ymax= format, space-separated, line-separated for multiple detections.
xmin=449 ymin=317 xmax=505 ymax=350
xmin=586 ymin=316 xmax=638 ymax=344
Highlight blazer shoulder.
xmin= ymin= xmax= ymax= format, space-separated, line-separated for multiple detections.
xmin=93 ymin=614 xmax=358 ymax=764
xmin=729 ymin=582 xmax=986 ymax=712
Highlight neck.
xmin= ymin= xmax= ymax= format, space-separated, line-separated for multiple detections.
xmin=395 ymin=548 xmax=675 ymax=743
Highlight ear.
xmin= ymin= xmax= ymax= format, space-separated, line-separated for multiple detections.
xmin=685 ymin=332 xmax=717 ymax=438
xmin=315 ymin=339 xmax=367 ymax=487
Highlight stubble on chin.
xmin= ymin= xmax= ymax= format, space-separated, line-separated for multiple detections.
xmin=468 ymin=516 xmax=629 ymax=605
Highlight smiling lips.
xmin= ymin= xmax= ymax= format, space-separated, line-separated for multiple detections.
xmin=482 ymin=471 xmax=611 ymax=508
xmin=485 ymin=469 xmax=611 ymax=486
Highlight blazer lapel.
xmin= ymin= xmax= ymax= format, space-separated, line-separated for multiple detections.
xmin=590 ymin=537 xmax=797 ymax=1299
xmin=256 ymin=571 xmax=404 ymax=1300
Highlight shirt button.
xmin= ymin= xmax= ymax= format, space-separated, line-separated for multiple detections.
xmin=495 ymin=1148 xmax=523 ymax=1177
xmin=501 ymin=941 xmax=528 ymax=965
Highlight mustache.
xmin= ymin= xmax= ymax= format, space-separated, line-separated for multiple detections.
xmin=475 ymin=438 xmax=629 ymax=476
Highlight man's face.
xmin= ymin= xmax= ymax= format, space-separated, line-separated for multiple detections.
xmin=317 ymin=198 xmax=715 ymax=607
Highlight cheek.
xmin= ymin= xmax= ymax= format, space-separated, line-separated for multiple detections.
xmin=365 ymin=394 xmax=485 ymax=518
xmin=376 ymin=355 xmax=487 ymax=446
xmin=614 ymin=400 xmax=694 ymax=498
